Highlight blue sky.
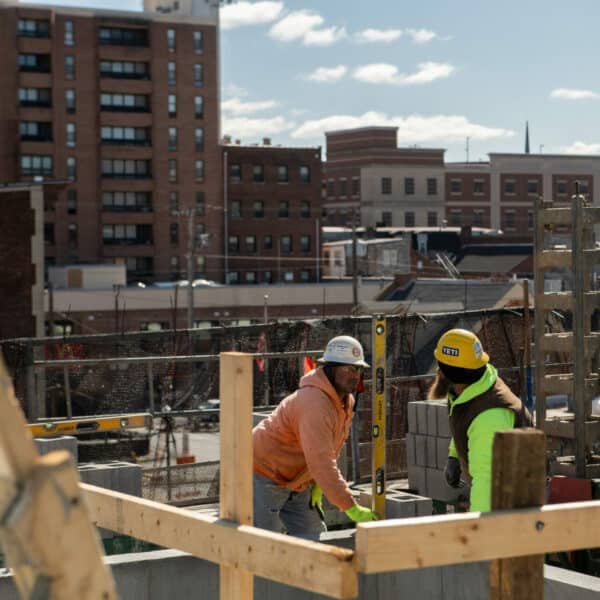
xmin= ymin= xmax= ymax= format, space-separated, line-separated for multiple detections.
xmin=23 ymin=0 xmax=600 ymax=161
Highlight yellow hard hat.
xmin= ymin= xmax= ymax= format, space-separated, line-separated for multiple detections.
xmin=434 ymin=329 xmax=489 ymax=370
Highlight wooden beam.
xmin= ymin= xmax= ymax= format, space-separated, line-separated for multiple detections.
xmin=82 ymin=484 xmax=357 ymax=598
xmin=489 ymin=429 xmax=546 ymax=600
xmin=219 ymin=352 xmax=254 ymax=600
xmin=353 ymin=500 xmax=600 ymax=573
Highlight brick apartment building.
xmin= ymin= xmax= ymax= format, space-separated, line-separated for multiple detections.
xmin=223 ymin=140 xmax=322 ymax=284
xmin=0 ymin=0 xmax=221 ymax=284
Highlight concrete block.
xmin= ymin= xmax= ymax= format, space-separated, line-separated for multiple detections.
xmin=437 ymin=404 xmax=451 ymax=437
xmin=414 ymin=434 xmax=427 ymax=467
xmin=416 ymin=402 xmax=428 ymax=434
xmin=426 ymin=403 xmax=438 ymax=436
xmin=358 ymin=490 xmax=430 ymax=519
xmin=426 ymin=467 xmax=468 ymax=504
xmin=405 ymin=432 xmax=416 ymax=466
xmin=407 ymin=401 xmax=417 ymax=434
xmin=437 ymin=437 xmax=451 ymax=470
xmin=426 ymin=436 xmax=437 ymax=469
xmin=35 ymin=435 xmax=78 ymax=461
xmin=407 ymin=463 xmax=426 ymax=495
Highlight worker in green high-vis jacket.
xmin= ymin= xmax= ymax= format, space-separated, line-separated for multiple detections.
xmin=428 ymin=328 xmax=533 ymax=512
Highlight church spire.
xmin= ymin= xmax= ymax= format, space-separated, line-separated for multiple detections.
xmin=525 ymin=121 xmax=530 ymax=154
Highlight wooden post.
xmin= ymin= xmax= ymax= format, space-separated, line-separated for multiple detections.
xmin=219 ymin=352 xmax=254 ymax=600
xmin=489 ymin=428 xmax=546 ymax=600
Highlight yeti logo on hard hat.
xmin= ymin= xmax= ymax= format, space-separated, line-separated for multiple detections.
xmin=441 ymin=346 xmax=460 ymax=357
xmin=352 ymin=347 xmax=361 ymax=358
xmin=473 ymin=340 xmax=483 ymax=359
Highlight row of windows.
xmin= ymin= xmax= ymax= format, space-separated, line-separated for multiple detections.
xmin=326 ymin=178 xmax=360 ymax=197
xmin=228 ymin=234 xmax=311 ymax=254
xmin=227 ymin=270 xmax=312 ymax=285
xmin=449 ymin=179 xmax=487 ymax=195
xmin=102 ymin=191 xmax=152 ymax=212
xmin=375 ymin=211 xmax=439 ymax=228
xmin=18 ymin=19 xmax=204 ymax=54
xmin=44 ymin=222 xmax=77 ymax=246
xmin=102 ymin=224 xmax=153 ymax=244
xmin=168 ymin=222 xmax=207 ymax=245
xmin=230 ymin=200 xmax=311 ymax=219
xmin=167 ymin=62 xmax=203 ymax=87
xmin=230 ymin=164 xmax=310 ymax=184
xmin=380 ymin=177 xmax=439 ymax=196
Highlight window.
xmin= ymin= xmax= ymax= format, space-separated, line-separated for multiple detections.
xmin=227 ymin=272 xmax=239 ymax=284
xmin=168 ymin=159 xmax=177 ymax=183
xmin=18 ymin=53 xmax=51 ymax=73
xmin=473 ymin=179 xmax=484 ymax=194
xmin=195 ymin=223 xmax=206 ymax=245
xmin=280 ymin=235 xmax=292 ymax=254
xmin=67 ymin=157 xmax=76 ymax=179
xmin=577 ymin=179 xmax=589 ymax=194
xmin=126 ymin=256 xmax=153 ymax=275
xmin=381 ymin=177 xmax=392 ymax=194
xmin=64 ymin=20 xmax=74 ymax=45
xmin=20 ymin=121 xmax=52 ymax=141
xmin=228 ymin=235 xmax=239 ymax=253
xmin=230 ymin=163 xmax=241 ymax=182
xmin=140 ymin=322 xmax=169 ymax=332
xmin=102 ymin=224 xmax=152 ymax=245
xmin=427 ymin=211 xmax=437 ymax=227
xmin=277 ymin=165 xmax=288 ymax=183
xmin=264 ymin=271 xmax=273 ymax=283
xmin=195 ymin=255 xmax=206 ymax=275
xmin=231 ymin=200 xmax=241 ymax=218
xmin=504 ymin=179 xmax=516 ymax=194
xmin=404 ymin=177 xmax=415 ymax=195
xmin=64 ymin=55 xmax=75 ymax=79
xmin=527 ymin=180 xmax=538 ymax=195
xmin=527 ymin=210 xmax=534 ymax=230
xmin=557 ymin=180 xmax=567 ymax=195
xmin=67 ymin=190 xmax=77 ymax=215
xmin=168 ymin=127 xmax=177 ymax=151
xmin=449 ymin=209 xmax=461 ymax=226
xmin=168 ymin=62 xmax=176 ymax=85
xmin=427 ymin=178 xmax=438 ymax=196
xmin=101 ymin=126 xmax=150 ymax=145
xmin=450 ymin=179 xmax=462 ymax=194
xmin=19 ymin=87 xmax=51 ymax=107
xmin=169 ymin=191 xmax=179 ymax=215
xmin=170 ymin=255 xmax=180 ymax=274
xmin=194 ymin=64 xmax=203 ymax=87
xmin=99 ymin=60 xmax=149 ymax=79
xmin=253 ymin=201 xmax=264 ymax=218
xmin=168 ymin=94 xmax=177 ymax=117
xmin=473 ymin=210 xmax=483 ymax=227
xmin=21 ymin=155 xmax=53 ymax=176
xmin=264 ymin=235 xmax=273 ymax=250
xmin=278 ymin=200 xmax=289 ymax=218
xmin=99 ymin=27 xmax=149 ymax=47
xmin=300 ymin=235 xmax=311 ymax=252
xmin=245 ymin=235 xmax=257 ymax=253
xmin=253 ymin=164 xmax=264 ymax=182
xmin=502 ymin=210 xmax=516 ymax=230
xmin=66 ymin=123 xmax=76 ymax=148
xmin=101 ymin=159 xmax=151 ymax=178
xmin=196 ymin=192 xmax=205 ymax=216
xmin=102 ymin=191 xmax=152 ymax=212
xmin=65 ymin=89 xmax=76 ymax=113
xmin=352 ymin=178 xmax=360 ymax=196
xmin=167 ymin=29 xmax=176 ymax=52
xmin=326 ymin=180 xmax=335 ymax=196
xmin=170 ymin=223 xmax=179 ymax=244
xmin=300 ymin=200 xmax=310 ymax=218
xmin=299 ymin=165 xmax=310 ymax=183
xmin=100 ymin=93 xmax=149 ymax=112
xmin=68 ymin=223 xmax=77 ymax=248
xmin=339 ymin=179 xmax=347 ymax=196
xmin=18 ymin=19 xmax=50 ymax=38
xmin=245 ymin=271 xmax=257 ymax=284
xmin=194 ymin=30 xmax=203 ymax=53
xmin=195 ymin=160 xmax=204 ymax=180
xmin=195 ymin=128 xmax=204 ymax=152
xmin=382 ymin=211 xmax=392 ymax=226
xmin=194 ymin=96 xmax=203 ymax=118
xmin=44 ymin=223 xmax=55 ymax=244
xmin=404 ymin=211 xmax=415 ymax=227
xmin=300 ymin=270 xmax=310 ymax=283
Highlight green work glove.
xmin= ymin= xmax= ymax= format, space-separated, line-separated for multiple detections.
xmin=309 ymin=484 xmax=324 ymax=520
xmin=345 ymin=504 xmax=379 ymax=523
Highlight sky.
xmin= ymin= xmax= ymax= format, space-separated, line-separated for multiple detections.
xmin=21 ymin=0 xmax=600 ymax=161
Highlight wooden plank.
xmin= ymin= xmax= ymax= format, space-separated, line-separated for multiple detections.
xmin=219 ymin=352 xmax=254 ymax=600
xmin=82 ymin=484 xmax=357 ymax=599
xmin=533 ymin=196 xmax=547 ymax=430
xmin=537 ymin=207 xmax=571 ymax=226
xmin=537 ymin=250 xmax=571 ymax=269
xmin=537 ymin=291 xmax=572 ymax=311
xmin=489 ymin=429 xmax=546 ymax=600
xmin=543 ymin=417 xmax=600 ymax=439
xmin=353 ymin=500 xmax=600 ymax=573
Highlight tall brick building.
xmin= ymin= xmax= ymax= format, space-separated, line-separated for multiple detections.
xmin=0 ymin=0 xmax=221 ymax=283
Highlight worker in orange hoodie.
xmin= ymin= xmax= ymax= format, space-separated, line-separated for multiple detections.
xmin=253 ymin=335 xmax=379 ymax=538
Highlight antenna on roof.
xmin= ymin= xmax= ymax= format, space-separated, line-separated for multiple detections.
xmin=525 ymin=121 xmax=530 ymax=154
xmin=465 ymin=137 xmax=470 ymax=163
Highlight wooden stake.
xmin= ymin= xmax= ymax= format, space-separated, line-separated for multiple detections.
xmin=219 ymin=352 xmax=254 ymax=600
xmin=489 ymin=428 xmax=546 ymax=600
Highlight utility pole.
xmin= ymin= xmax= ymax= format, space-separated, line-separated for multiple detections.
xmin=186 ymin=207 xmax=196 ymax=330
xmin=351 ymin=208 xmax=358 ymax=312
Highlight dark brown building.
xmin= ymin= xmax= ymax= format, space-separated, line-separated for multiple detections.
xmin=0 ymin=1 xmax=221 ymax=284
xmin=223 ymin=141 xmax=322 ymax=284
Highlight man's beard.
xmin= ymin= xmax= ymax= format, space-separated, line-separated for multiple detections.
xmin=427 ymin=369 xmax=451 ymax=400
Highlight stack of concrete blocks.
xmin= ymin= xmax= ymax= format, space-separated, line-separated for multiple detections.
xmin=406 ymin=400 xmax=470 ymax=505
xmin=34 ymin=435 xmax=78 ymax=462
xmin=78 ymin=461 xmax=143 ymax=539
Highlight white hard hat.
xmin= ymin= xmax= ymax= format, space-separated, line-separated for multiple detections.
xmin=318 ymin=335 xmax=370 ymax=368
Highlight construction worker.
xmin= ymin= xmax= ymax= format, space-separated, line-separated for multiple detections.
xmin=253 ymin=335 xmax=379 ymax=538
xmin=429 ymin=328 xmax=533 ymax=512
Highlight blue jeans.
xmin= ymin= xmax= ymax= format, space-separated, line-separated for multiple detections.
xmin=253 ymin=473 xmax=327 ymax=540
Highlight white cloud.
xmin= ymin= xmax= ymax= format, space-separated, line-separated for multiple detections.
xmin=291 ymin=111 xmax=515 ymax=144
xmin=221 ymin=1 xmax=284 ymax=30
xmin=222 ymin=115 xmax=295 ymax=140
xmin=406 ymin=28 xmax=437 ymax=44
xmin=269 ymin=10 xmax=323 ymax=42
xmin=305 ymin=65 xmax=347 ymax=82
xmin=221 ymin=97 xmax=278 ymax=115
xmin=353 ymin=62 xmax=454 ymax=85
xmin=550 ymin=88 xmax=600 ymax=100
xmin=222 ymin=83 xmax=248 ymax=98
xmin=355 ymin=28 xmax=402 ymax=44
xmin=561 ymin=141 xmax=600 ymax=154
xmin=303 ymin=26 xmax=347 ymax=46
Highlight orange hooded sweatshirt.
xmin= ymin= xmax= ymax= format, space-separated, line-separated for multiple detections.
xmin=253 ymin=367 xmax=355 ymax=511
